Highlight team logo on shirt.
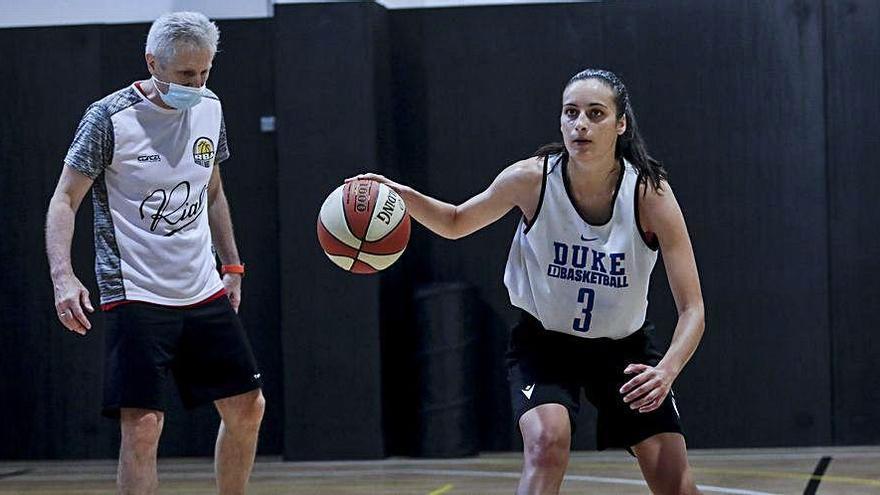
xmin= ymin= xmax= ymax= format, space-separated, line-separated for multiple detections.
xmin=192 ymin=137 xmax=215 ymax=168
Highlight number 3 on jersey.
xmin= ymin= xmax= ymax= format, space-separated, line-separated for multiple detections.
xmin=572 ymin=287 xmax=595 ymax=333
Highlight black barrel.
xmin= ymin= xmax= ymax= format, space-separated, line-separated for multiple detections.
xmin=413 ymin=282 xmax=480 ymax=457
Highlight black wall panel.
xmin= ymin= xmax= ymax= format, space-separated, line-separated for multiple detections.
xmin=598 ymin=0 xmax=831 ymax=448
xmin=274 ymin=3 xmax=386 ymax=460
xmin=379 ymin=8 xmax=434 ymax=456
xmin=0 ymin=25 xmax=113 ymax=459
xmin=824 ymin=0 xmax=880 ymax=445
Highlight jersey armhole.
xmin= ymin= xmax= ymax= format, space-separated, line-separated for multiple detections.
xmin=522 ymin=154 xmax=550 ymax=235
xmin=634 ymin=174 xmax=660 ymax=251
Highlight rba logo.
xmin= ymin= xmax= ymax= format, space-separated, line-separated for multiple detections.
xmin=138 ymin=154 xmax=161 ymax=162
xmin=192 ymin=137 xmax=215 ymax=167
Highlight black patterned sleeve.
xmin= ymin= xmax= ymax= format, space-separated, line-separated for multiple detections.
xmin=216 ymin=113 xmax=230 ymax=164
xmin=64 ymin=103 xmax=114 ymax=179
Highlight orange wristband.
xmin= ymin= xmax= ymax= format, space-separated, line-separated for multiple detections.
xmin=221 ymin=264 xmax=245 ymax=276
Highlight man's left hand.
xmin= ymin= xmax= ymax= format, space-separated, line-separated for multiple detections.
xmin=223 ymin=273 xmax=242 ymax=313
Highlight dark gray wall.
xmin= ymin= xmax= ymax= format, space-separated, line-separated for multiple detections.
xmin=824 ymin=0 xmax=880 ymax=446
xmin=274 ymin=3 xmax=387 ymax=460
xmin=0 ymin=25 xmax=114 ymax=460
xmin=1 ymin=0 xmax=877 ymax=460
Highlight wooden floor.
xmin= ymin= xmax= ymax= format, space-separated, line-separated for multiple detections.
xmin=1 ymin=446 xmax=878 ymax=494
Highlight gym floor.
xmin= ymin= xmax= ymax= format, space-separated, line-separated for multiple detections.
xmin=1 ymin=446 xmax=877 ymax=494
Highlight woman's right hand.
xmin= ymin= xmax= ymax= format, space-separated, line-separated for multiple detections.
xmin=348 ymin=158 xmax=541 ymax=240
xmin=345 ymin=173 xmax=409 ymax=196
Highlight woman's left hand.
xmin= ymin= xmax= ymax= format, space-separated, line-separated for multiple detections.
xmin=620 ymin=363 xmax=676 ymax=414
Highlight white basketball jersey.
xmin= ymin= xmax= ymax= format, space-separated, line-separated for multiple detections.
xmin=65 ymin=84 xmax=228 ymax=306
xmin=504 ymin=154 xmax=658 ymax=339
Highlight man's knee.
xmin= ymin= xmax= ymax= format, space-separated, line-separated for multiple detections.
xmin=120 ymin=409 xmax=163 ymax=453
xmin=247 ymin=391 xmax=266 ymax=426
xmin=220 ymin=390 xmax=265 ymax=432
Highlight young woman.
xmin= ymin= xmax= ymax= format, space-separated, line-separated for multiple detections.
xmin=354 ymin=69 xmax=704 ymax=495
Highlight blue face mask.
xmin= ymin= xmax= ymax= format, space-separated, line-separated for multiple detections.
xmin=152 ymin=76 xmax=205 ymax=110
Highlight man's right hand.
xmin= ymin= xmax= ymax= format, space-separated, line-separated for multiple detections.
xmin=46 ymin=166 xmax=97 ymax=336
xmin=53 ymin=274 xmax=94 ymax=335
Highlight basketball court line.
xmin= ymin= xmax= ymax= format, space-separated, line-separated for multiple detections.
xmin=3 ymin=447 xmax=876 ymax=473
xmin=396 ymin=468 xmax=779 ymax=495
xmin=427 ymin=483 xmax=454 ymax=495
xmin=0 ymin=469 xmax=30 ymax=480
xmin=802 ymin=456 xmax=832 ymax=495
xmin=689 ymin=466 xmax=879 ymax=488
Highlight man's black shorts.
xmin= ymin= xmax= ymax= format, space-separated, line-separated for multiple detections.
xmin=102 ymin=296 xmax=262 ymax=418
xmin=507 ymin=311 xmax=684 ymax=451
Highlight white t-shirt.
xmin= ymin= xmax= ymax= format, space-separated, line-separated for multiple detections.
xmin=64 ymin=83 xmax=229 ymax=307
xmin=504 ymin=154 xmax=659 ymax=339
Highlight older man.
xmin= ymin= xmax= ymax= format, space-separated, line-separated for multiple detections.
xmin=45 ymin=12 xmax=264 ymax=495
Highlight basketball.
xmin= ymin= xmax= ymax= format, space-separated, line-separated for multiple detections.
xmin=317 ymin=179 xmax=411 ymax=274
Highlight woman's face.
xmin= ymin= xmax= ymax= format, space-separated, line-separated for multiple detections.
xmin=560 ymin=78 xmax=626 ymax=161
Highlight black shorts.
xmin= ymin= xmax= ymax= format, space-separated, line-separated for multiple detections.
xmin=102 ymin=296 xmax=262 ymax=418
xmin=507 ymin=311 xmax=684 ymax=451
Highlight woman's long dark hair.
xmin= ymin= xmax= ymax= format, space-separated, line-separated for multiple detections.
xmin=536 ymin=69 xmax=668 ymax=192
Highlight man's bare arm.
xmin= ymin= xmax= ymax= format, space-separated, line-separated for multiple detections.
xmin=46 ymin=166 xmax=96 ymax=334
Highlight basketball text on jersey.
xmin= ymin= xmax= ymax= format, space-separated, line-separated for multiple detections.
xmin=546 ymin=241 xmax=628 ymax=288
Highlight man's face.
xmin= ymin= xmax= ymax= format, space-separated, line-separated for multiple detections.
xmin=147 ymin=45 xmax=214 ymax=89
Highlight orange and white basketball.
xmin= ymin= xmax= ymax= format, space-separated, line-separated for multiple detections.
xmin=317 ymin=179 xmax=411 ymax=274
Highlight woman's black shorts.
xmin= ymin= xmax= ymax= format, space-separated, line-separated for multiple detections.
xmin=507 ymin=311 xmax=684 ymax=451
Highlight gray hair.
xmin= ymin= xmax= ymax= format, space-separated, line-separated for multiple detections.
xmin=145 ymin=12 xmax=220 ymax=67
